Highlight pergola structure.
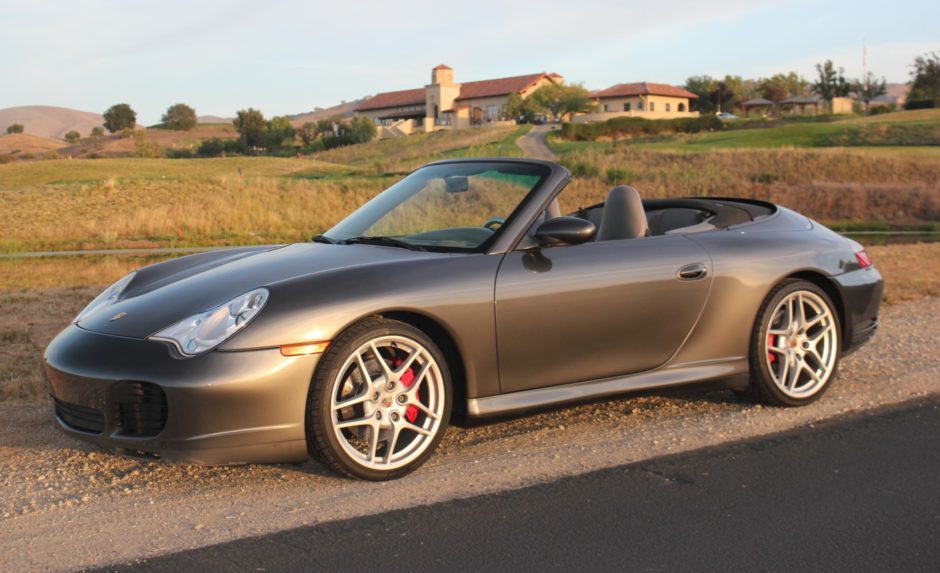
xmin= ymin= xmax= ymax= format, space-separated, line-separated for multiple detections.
xmin=741 ymin=98 xmax=776 ymax=117
xmin=780 ymin=95 xmax=823 ymax=116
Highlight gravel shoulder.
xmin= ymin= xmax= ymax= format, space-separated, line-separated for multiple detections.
xmin=2 ymin=297 xmax=939 ymax=572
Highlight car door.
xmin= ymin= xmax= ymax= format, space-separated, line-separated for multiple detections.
xmin=494 ymin=234 xmax=712 ymax=393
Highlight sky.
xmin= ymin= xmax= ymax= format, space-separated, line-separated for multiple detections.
xmin=2 ymin=0 xmax=938 ymax=125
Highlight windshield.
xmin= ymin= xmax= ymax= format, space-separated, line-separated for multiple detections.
xmin=323 ymin=162 xmax=550 ymax=251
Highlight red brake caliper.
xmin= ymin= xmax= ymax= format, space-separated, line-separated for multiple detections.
xmin=393 ymin=358 xmax=420 ymax=423
xmin=768 ymin=335 xmax=776 ymax=363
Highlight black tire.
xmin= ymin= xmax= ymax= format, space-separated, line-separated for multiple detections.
xmin=306 ymin=317 xmax=452 ymax=480
xmin=746 ymin=279 xmax=841 ymax=407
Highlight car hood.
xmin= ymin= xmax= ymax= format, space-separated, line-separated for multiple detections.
xmin=77 ymin=243 xmax=440 ymax=339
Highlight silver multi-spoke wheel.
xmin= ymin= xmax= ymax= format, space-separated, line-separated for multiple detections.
xmin=330 ymin=335 xmax=445 ymax=470
xmin=308 ymin=318 xmax=451 ymax=480
xmin=748 ymin=280 xmax=841 ymax=406
xmin=764 ymin=290 xmax=838 ymax=398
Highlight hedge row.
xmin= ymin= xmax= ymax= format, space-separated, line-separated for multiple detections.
xmin=560 ymin=115 xmax=723 ymax=141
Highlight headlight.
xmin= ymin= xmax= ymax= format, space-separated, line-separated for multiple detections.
xmin=74 ymin=272 xmax=137 ymax=323
xmin=148 ymin=288 xmax=269 ymax=357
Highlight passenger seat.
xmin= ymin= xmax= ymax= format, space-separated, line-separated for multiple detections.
xmin=596 ymin=186 xmax=649 ymax=241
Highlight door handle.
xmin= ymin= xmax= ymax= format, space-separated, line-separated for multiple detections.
xmin=677 ymin=263 xmax=708 ymax=281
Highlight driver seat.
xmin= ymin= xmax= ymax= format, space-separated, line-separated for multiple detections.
xmin=596 ymin=185 xmax=649 ymax=241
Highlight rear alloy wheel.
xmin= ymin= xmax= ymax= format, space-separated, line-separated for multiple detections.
xmin=307 ymin=318 xmax=451 ymax=480
xmin=748 ymin=280 xmax=841 ymax=407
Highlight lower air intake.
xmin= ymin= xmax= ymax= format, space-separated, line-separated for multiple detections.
xmin=113 ymin=381 xmax=168 ymax=438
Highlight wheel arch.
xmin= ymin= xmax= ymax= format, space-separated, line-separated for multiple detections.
xmin=377 ymin=310 xmax=469 ymax=421
xmin=784 ymin=270 xmax=848 ymax=350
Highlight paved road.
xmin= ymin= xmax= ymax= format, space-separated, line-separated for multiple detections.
xmin=516 ymin=124 xmax=558 ymax=160
xmin=100 ymin=398 xmax=940 ymax=573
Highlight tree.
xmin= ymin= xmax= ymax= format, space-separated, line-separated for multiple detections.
xmin=5 ymin=123 xmax=24 ymax=134
xmin=685 ymin=76 xmax=718 ymax=113
xmin=346 ymin=116 xmax=376 ymax=143
xmin=710 ymin=81 xmax=736 ymax=113
xmin=161 ymin=103 xmax=197 ymax=131
xmin=908 ymin=51 xmax=940 ymax=105
xmin=759 ymin=73 xmax=798 ymax=103
xmin=316 ymin=119 xmax=335 ymax=137
xmin=528 ymin=83 xmax=594 ymax=120
xmin=853 ymin=72 xmax=888 ymax=112
xmin=811 ymin=60 xmax=851 ymax=105
xmin=298 ymin=122 xmax=319 ymax=145
xmin=507 ymin=92 xmax=541 ymax=123
xmin=90 ymin=126 xmax=104 ymax=139
xmin=233 ymin=108 xmax=266 ymax=148
xmin=103 ymin=103 xmax=137 ymax=133
xmin=64 ymin=130 xmax=81 ymax=143
xmin=264 ymin=116 xmax=296 ymax=149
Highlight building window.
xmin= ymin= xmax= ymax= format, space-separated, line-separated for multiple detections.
xmin=679 ymin=103 xmax=686 ymax=112
xmin=637 ymin=100 xmax=644 ymax=111
xmin=623 ymin=102 xmax=631 ymax=112
xmin=486 ymin=105 xmax=499 ymax=120
xmin=603 ymin=104 xmax=609 ymax=112
xmin=665 ymin=103 xmax=671 ymax=112
xmin=650 ymin=102 xmax=655 ymax=112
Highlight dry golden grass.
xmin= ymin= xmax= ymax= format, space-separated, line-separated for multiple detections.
xmin=1 ymin=242 xmax=936 ymax=403
xmin=0 ymin=158 xmax=381 ymax=252
xmin=314 ymin=126 xmax=523 ymax=171
xmin=0 ymin=287 xmax=97 ymax=402
xmin=555 ymin=147 xmax=940 ymax=225
xmin=868 ymin=243 xmax=940 ymax=303
xmin=0 ymin=133 xmax=63 ymax=157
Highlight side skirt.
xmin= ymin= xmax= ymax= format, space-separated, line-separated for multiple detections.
xmin=466 ymin=358 xmax=748 ymax=418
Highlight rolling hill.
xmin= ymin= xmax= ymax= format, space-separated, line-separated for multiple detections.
xmin=287 ymin=98 xmax=365 ymax=126
xmin=0 ymin=133 xmax=63 ymax=157
xmin=0 ymin=106 xmax=105 ymax=139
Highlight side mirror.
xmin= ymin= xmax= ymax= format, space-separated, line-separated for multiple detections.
xmin=534 ymin=216 xmax=596 ymax=246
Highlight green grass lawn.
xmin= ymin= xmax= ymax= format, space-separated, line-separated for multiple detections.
xmin=550 ymin=109 xmax=940 ymax=153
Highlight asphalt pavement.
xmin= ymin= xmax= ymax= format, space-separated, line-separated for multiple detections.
xmin=96 ymin=398 xmax=940 ymax=573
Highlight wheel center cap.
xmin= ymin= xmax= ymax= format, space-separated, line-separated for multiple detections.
xmin=380 ymin=396 xmax=393 ymax=408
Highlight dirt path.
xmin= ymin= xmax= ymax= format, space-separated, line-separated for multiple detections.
xmin=516 ymin=124 xmax=558 ymax=160
xmin=2 ymin=297 xmax=939 ymax=572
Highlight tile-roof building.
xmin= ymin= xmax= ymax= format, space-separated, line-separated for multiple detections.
xmin=572 ymin=82 xmax=700 ymax=123
xmin=356 ymin=65 xmax=563 ymax=137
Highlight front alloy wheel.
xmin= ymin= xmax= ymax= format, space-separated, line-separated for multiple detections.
xmin=307 ymin=318 xmax=451 ymax=480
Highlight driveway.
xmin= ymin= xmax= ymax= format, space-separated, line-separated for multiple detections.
xmin=516 ymin=124 xmax=558 ymax=160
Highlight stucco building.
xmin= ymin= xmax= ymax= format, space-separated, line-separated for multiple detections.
xmin=573 ymin=82 xmax=699 ymax=123
xmin=356 ymin=65 xmax=563 ymax=137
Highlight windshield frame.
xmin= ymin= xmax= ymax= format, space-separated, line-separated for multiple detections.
xmin=321 ymin=159 xmax=564 ymax=254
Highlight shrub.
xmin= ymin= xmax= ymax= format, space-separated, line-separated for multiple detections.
xmin=5 ymin=123 xmax=24 ymax=134
xmin=165 ymin=148 xmax=194 ymax=159
xmin=605 ymin=166 xmax=635 ymax=185
xmin=197 ymin=138 xmax=226 ymax=157
xmin=562 ymin=159 xmax=599 ymax=178
xmin=904 ymin=99 xmax=936 ymax=110
xmin=0 ymin=154 xmax=14 ymax=164
xmin=561 ymin=115 xmax=722 ymax=141
xmin=64 ymin=130 xmax=81 ymax=143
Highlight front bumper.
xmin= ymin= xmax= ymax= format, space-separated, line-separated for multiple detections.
xmin=43 ymin=324 xmax=320 ymax=464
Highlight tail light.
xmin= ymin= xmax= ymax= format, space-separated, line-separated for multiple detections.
xmin=855 ymin=250 xmax=873 ymax=269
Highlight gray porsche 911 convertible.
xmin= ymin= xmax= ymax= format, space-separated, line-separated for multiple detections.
xmin=44 ymin=158 xmax=883 ymax=480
